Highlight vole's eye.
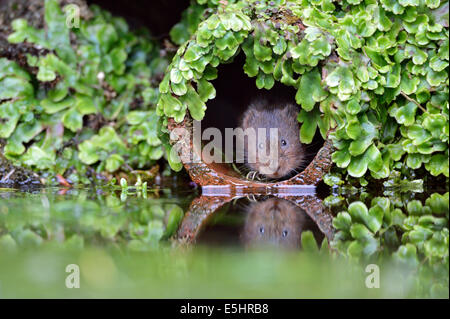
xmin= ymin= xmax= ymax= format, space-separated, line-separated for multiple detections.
xmin=258 ymin=142 xmax=264 ymax=149
xmin=282 ymin=230 xmax=288 ymax=237
xmin=259 ymin=226 xmax=265 ymax=234
xmin=281 ymin=139 xmax=287 ymax=147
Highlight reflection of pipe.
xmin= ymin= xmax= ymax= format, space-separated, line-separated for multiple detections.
xmin=175 ymin=193 xmax=335 ymax=245
xmin=282 ymin=195 xmax=335 ymax=242
xmin=168 ymin=116 xmax=334 ymax=188
xmin=176 ymin=195 xmax=232 ymax=243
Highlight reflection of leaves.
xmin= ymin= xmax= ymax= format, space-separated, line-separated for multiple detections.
xmin=163 ymin=205 xmax=185 ymax=239
xmin=0 ymin=190 xmax=187 ymax=250
xmin=331 ymin=191 xmax=449 ymax=287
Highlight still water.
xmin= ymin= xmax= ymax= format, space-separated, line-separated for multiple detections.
xmin=0 ymin=182 xmax=447 ymax=298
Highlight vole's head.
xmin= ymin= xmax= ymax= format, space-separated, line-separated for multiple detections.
xmin=242 ymin=198 xmax=306 ymax=249
xmin=240 ymin=101 xmax=305 ymax=179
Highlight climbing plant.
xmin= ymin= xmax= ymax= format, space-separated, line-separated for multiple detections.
xmin=0 ymin=0 xmax=168 ymax=184
xmin=159 ymin=0 xmax=449 ymax=181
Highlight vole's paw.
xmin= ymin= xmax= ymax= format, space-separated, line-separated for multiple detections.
xmin=246 ymin=171 xmax=259 ymax=181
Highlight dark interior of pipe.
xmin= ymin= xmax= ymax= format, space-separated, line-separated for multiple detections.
xmin=201 ymin=52 xmax=325 ymax=180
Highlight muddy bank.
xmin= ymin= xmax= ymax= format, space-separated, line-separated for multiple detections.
xmin=0 ymin=154 xmax=41 ymax=187
xmin=0 ymin=0 xmax=91 ymax=73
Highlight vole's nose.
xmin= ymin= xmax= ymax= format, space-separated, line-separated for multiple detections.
xmin=272 ymin=168 xmax=280 ymax=177
xmin=271 ymin=161 xmax=280 ymax=175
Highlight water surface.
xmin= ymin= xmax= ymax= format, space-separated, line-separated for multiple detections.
xmin=0 ymin=183 xmax=447 ymax=298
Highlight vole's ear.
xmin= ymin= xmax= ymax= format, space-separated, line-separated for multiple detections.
xmin=251 ymin=97 xmax=270 ymax=111
xmin=283 ymin=103 xmax=299 ymax=118
xmin=241 ymin=108 xmax=257 ymax=128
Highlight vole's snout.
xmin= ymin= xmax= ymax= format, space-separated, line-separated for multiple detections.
xmin=258 ymin=158 xmax=280 ymax=178
xmin=240 ymin=99 xmax=305 ymax=180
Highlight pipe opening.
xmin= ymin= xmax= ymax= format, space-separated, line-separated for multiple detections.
xmin=200 ymin=52 xmax=325 ymax=183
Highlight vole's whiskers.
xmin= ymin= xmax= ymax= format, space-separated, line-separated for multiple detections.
xmin=246 ymin=194 xmax=258 ymax=202
xmin=246 ymin=170 xmax=259 ymax=180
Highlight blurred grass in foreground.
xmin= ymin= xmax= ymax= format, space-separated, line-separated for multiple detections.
xmin=0 ymin=246 xmax=440 ymax=298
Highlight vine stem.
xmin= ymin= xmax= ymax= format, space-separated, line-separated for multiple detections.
xmin=400 ymin=91 xmax=427 ymax=113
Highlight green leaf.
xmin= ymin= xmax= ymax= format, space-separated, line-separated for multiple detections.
xmin=0 ymin=101 xmax=21 ymax=138
xmin=167 ymin=145 xmax=183 ymax=172
xmin=0 ymin=77 xmax=33 ymax=100
xmin=332 ymin=149 xmax=351 ymax=168
xmin=170 ymin=68 xmax=183 ymax=84
xmin=407 ymin=200 xmax=424 ymax=216
xmin=425 ymin=193 xmax=449 ymax=215
xmin=48 ymin=82 xmax=68 ymax=102
xmin=366 ymin=144 xmax=384 ymax=173
xmin=348 ymin=202 xmax=369 ymax=222
xmin=350 ymin=224 xmax=373 ymax=239
xmin=41 ymin=97 xmax=74 ymax=114
xmin=425 ymin=154 xmax=449 ymax=177
xmin=296 ymin=69 xmax=327 ymax=111
xmin=126 ymin=111 xmax=147 ymax=125
xmin=197 ymin=79 xmax=216 ymax=102
xmin=216 ymin=31 xmax=238 ymax=51
xmin=424 ymin=232 xmax=448 ymax=258
xmin=253 ymin=40 xmax=272 ymax=62
xmin=333 ymin=212 xmax=352 ymax=231
xmin=255 ymin=72 xmax=274 ymax=90
xmin=407 ymin=124 xmax=432 ymax=145
xmin=180 ymin=86 xmax=206 ymax=121
xmin=301 ymin=231 xmax=319 ymax=252
xmin=105 ymin=154 xmax=124 ymax=172
xmin=298 ymin=108 xmax=320 ymax=144
xmin=62 ymin=107 xmax=83 ymax=132
xmin=389 ymin=102 xmax=417 ymax=126
xmin=78 ymin=126 xmax=126 ymax=165
xmin=393 ymin=244 xmax=418 ymax=268
xmin=0 ymin=58 xmax=31 ymax=80
xmin=163 ymin=205 xmax=184 ymax=238
xmin=22 ymin=145 xmax=56 ymax=169
xmin=273 ymin=37 xmax=287 ymax=55
xmin=408 ymin=226 xmax=433 ymax=244
xmin=348 ymin=201 xmax=383 ymax=234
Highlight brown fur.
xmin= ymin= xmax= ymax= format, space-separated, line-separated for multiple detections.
xmin=238 ymin=99 xmax=305 ymax=179
xmin=242 ymin=198 xmax=307 ymax=249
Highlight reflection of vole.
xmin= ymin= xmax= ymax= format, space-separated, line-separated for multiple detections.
xmin=242 ymin=198 xmax=307 ymax=249
xmin=238 ymin=99 xmax=305 ymax=179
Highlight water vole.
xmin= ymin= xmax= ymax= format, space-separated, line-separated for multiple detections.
xmin=238 ymin=99 xmax=305 ymax=180
xmin=241 ymin=198 xmax=307 ymax=249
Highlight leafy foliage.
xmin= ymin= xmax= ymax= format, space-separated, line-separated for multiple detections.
xmin=1 ymin=0 xmax=168 ymax=183
xmin=0 ymin=0 xmax=448 ymax=299
xmin=0 ymin=188 xmax=186 ymax=251
xmin=160 ymin=0 xmax=449 ymax=179
xmin=329 ymin=191 xmax=449 ymax=297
